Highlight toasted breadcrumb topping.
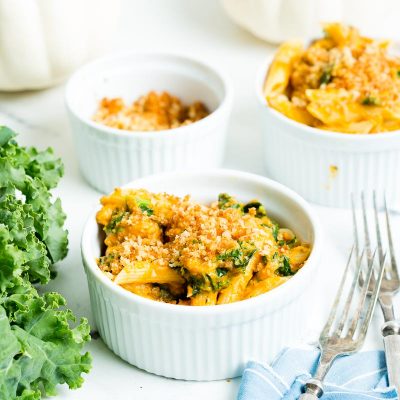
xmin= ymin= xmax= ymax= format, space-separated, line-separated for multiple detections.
xmin=290 ymin=25 xmax=400 ymax=109
xmin=93 ymin=91 xmax=209 ymax=131
xmin=266 ymin=23 xmax=400 ymax=133
xmin=96 ymin=189 xmax=310 ymax=305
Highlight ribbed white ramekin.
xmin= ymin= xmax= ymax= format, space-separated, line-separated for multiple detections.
xmin=65 ymin=53 xmax=233 ymax=193
xmin=81 ymin=170 xmax=322 ymax=380
xmin=256 ymin=56 xmax=400 ymax=208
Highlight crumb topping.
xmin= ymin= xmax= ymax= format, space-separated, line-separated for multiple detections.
xmin=93 ymin=91 xmax=209 ymax=132
xmin=266 ymin=23 xmax=400 ymax=133
xmin=96 ymin=189 xmax=310 ymax=305
xmin=290 ymin=27 xmax=400 ymax=107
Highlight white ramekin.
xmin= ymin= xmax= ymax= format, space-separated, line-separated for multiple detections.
xmin=256 ymin=56 xmax=400 ymax=209
xmin=65 ymin=53 xmax=233 ymax=193
xmin=81 ymin=169 xmax=322 ymax=380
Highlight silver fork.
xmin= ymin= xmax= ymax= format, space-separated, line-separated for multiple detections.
xmin=352 ymin=192 xmax=400 ymax=393
xmin=299 ymin=247 xmax=386 ymax=399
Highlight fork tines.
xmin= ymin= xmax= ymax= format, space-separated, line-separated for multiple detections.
xmin=300 ymin=195 xmax=388 ymax=399
xmin=352 ymin=192 xmax=398 ymax=282
xmin=321 ymin=245 xmax=385 ymax=345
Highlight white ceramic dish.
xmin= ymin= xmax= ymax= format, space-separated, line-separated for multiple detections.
xmin=65 ymin=52 xmax=233 ymax=193
xmin=256 ymin=55 xmax=400 ymax=209
xmin=81 ymin=169 xmax=322 ymax=380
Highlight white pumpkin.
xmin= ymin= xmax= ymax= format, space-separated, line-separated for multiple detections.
xmin=221 ymin=0 xmax=400 ymax=44
xmin=0 ymin=0 xmax=120 ymax=91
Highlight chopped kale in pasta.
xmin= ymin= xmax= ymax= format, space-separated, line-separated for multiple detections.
xmin=265 ymin=23 xmax=400 ymax=133
xmin=96 ymin=189 xmax=311 ymax=305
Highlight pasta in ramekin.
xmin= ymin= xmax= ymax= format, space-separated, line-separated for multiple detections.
xmin=96 ymin=188 xmax=310 ymax=305
xmin=264 ymin=23 xmax=400 ymax=134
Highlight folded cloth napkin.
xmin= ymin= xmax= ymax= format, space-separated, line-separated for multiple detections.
xmin=237 ymin=346 xmax=398 ymax=399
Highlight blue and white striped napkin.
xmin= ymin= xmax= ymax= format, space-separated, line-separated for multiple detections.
xmin=237 ymin=346 xmax=398 ymax=399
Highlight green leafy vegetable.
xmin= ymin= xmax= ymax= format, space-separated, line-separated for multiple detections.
xmin=205 ymin=273 xmax=230 ymax=292
xmin=217 ymin=241 xmax=256 ymax=272
xmin=275 ymin=255 xmax=294 ymax=277
xmin=187 ymin=275 xmax=205 ymax=296
xmin=216 ymin=268 xmax=228 ymax=277
xmin=319 ymin=65 xmax=334 ymax=85
xmin=285 ymin=237 xmax=297 ymax=247
xmin=261 ymin=255 xmax=268 ymax=265
xmin=243 ymin=201 xmax=267 ymax=218
xmin=271 ymin=223 xmax=279 ymax=242
xmin=361 ymin=96 xmax=380 ymax=106
xmin=135 ymin=198 xmax=153 ymax=216
xmin=217 ymin=193 xmax=241 ymax=210
xmin=153 ymin=284 xmax=178 ymax=303
xmin=104 ymin=211 xmax=126 ymax=234
xmin=0 ymin=127 xmax=91 ymax=399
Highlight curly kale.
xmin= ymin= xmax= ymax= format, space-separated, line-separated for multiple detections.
xmin=0 ymin=127 xmax=91 ymax=399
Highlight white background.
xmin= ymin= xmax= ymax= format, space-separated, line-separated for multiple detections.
xmin=0 ymin=1 xmax=399 ymax=399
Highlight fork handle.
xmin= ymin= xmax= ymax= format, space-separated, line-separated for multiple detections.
xmin=299 ymin=379 xmax=324 ymax=399
xmin=382 ymin=320 xmax=400 ymax=393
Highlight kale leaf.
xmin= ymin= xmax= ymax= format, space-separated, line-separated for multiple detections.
xmin=217 ymin=241 xmax=256 ymax=272
xmin=135 ymin=198 xmax=153 ymax=216
xmin=0 ymin=127 xmax=91 ymax=399
xmin=275 ymin=255 xmax=295 ymax=277
xmin=361 ymin=96 xmax=380 ymax=106
xmin=242 ymin=201 xmax=267 ymax=218
xmin=217 ymin=193 xmax=241 ymax=210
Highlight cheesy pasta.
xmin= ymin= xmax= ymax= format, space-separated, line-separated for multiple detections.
xmin=96 ymin=189 xmax=310 ymax=305
xmin=264 ymin=23 xmax=400 ymax=133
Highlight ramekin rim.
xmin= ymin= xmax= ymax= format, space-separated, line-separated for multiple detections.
xmin=255 ymin=53 xmax=400 ymax=142
xmin=81 ymin=168 xmax=322 ymax=316
xmin=65 ymin=51 xmax=234 ymax=139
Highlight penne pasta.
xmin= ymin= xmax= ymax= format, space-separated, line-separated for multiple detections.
xmin=287 ymin=246 xmax=311 ymax=270
xmin=268 ymin=95 xmax=317 ymax=125
xmin=115 ymin=261 xmax=185 ymax=285
xmin=264 ymin=41 xmax=303 ymax=98
xmin=265 ymin=23 xmax=400 ymax=134
xmin=243 ymin=276 xmax=287 ymax=299
xmin=97 ymin=189 xmax=311 ymax=305
xmin=190 ymin=292 xmax=218 ymax=306
xmin=217 ymin=253 xmax=260 ymax=304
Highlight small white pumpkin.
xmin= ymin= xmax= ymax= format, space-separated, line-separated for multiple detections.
xmin=221 ymin=0 xmax=400 ymax=44
xmin=0 ymin=0 xmax=120 ymax=91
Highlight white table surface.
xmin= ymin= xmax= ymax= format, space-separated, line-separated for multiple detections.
xmin=0 ymin=1 xmax=399 ymax=399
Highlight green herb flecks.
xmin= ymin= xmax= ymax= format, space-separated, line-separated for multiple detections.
xmin=261 ymin=255 xmax=268 ymax=265
xmin=362 ymin=96 xmax=380 ymax=106
xmin=136 ymin=197 xmax=153 ymax=216
xmin=217 ymin=193 xmax=241 ymax=210
xmin=278 ymin=236 xmax=297 ymax=247
xmin=206 ymin=271 xmax=231 ymax=292
xmin=187 ymin=275 xmax=205 ymax=296
xmin=275 ymin=255 xmax=295 ymax=277
xmin=216 ymin=267 xmax=228 ymax=277
xmin=272 ymin=223 xmax=279 ymax=241
xmin=217 ymin=241 xmax=256 ymax=272
xmin=98 ymin=253 xmax=117 ymax=270
xmin=243 ymin=201 xmax=267 ymax=218
xmin=286 ymin=237 xmax=297 ymax=247
xmin=104 ymin=211 xmax=126 ymax=234
xmin=319 ymin=65 xmax=334 ymax=85
xmin=154 ymin=284 xmax=178 ymax=303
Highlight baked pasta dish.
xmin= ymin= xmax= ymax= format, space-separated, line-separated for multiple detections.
xmin=96 ymin=189 xmax=310 ymax=305
xmin=264 ymin=23 xmax=400 ymax=133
